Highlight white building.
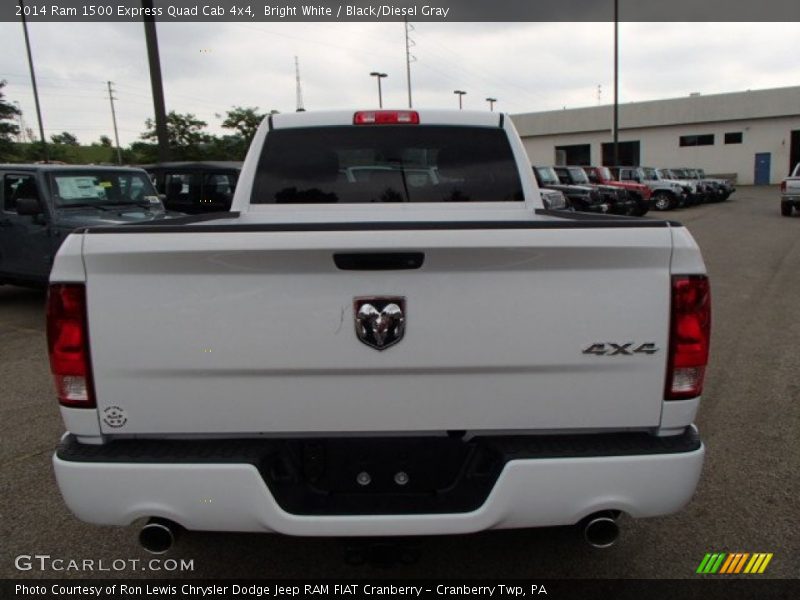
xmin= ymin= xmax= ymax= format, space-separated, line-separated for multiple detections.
xmin=511 ymin=86 xmax=800 ymax=185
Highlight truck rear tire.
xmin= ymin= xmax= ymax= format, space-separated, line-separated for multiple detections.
xmin=781 ymin=203 xmax=792 ymax=216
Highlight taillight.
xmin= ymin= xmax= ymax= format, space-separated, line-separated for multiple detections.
xmin=780 ymin=181 xmax=787 ymax=193
xmin=47 ymin=284 xmax=95 ymax=408
xmin=353 ymin=110 xmax=420 ymax=125
xmin=665 ymin=275 xmax=711 ymax=400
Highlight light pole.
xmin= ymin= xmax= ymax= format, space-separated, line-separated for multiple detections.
xmin=370 ymin=72 xmax=387 ymax=108
xmin=486 ymin=97 xmax=497 ymax=111
xmin=454 ymin=90 xmax=466 ymax=110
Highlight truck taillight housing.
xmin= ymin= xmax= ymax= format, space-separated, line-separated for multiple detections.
xmin=780 ymin=181 xmax=786 ymax=193
xmin=666 ymin=275 xmax=711 ymax=400
xmin=353 ymin=110 xmax=420 ymax=125
xmin=47 ymin=284 xmax=95 ymax=408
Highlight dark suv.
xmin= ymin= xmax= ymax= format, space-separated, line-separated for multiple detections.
xmin=554 ymin=166 xmax=637 ymax=216
xmin=144 ymin=161 xmax=242 ymax=214
xmin=533 ymin=166 xmax=608 ymax=213
xmin=0 ymin=164 xmax=178 ymax=287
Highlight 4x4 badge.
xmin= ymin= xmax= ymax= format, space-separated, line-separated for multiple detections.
xmin=583 ymin=342 xmax=659 ymax=356
xmin=354 ymin=297 xmax=406 ymax=351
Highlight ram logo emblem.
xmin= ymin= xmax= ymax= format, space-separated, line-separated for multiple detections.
xmin=354 ymin=297 xmax=406 ymax=351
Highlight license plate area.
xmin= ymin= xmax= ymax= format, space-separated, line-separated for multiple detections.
xmin=260 ymin=437 xmax=503 ymax=515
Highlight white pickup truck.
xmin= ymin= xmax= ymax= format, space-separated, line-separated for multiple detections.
xmin=50 ymin=110 xmax=710 ymax=552
xmin=781 ymin=162 xmax=800 ymax=216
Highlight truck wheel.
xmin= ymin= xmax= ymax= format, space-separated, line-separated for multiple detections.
xmin=781 ymin=203 xmax=792 ymax=216
xmin=653 ymin=192 xmax=674 ymax=211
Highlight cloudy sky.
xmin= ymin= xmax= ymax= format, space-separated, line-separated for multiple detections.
xmin=1 ymin=20 xmax=799 ymax=145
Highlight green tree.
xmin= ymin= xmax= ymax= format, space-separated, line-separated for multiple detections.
xmin=23 ymin=141 xmax=67 ymax=163
xmin=99 ymin=135 xmax=113 ymax=147
xmin=125 ymin=141 xmax=159 ymax=164
xmin=51 ymin=131 xmax=80 ymax=146
xmin=141 ymin=111 xmax=213 ymax=160
xmin=219 ymin=106 xmax=266 ymax=144
xmin=0 ymin=80 xmax=21 ymax=161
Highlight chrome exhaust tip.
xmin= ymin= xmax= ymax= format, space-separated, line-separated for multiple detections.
xmin=139 ymin=518 xmax=179 ymax=554
xmin=582 ymin=512 xmax=620 ymax=549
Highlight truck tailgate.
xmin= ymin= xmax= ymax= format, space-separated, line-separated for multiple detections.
xmin=82 ymin=225 xmax=673 ymax=435
xmin=785 ymin=178 xmax=800 ymax=193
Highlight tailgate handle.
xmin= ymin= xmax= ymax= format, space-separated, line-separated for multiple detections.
xmin=334 ymin=252 xmax=425 ymax=271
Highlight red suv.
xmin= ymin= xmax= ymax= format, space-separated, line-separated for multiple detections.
xmin=583 ymin=166 xmax=652 ymax=216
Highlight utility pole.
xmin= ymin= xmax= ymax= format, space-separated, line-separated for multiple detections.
xmin=404 ymin=18 xmax=415 ymax=108
xmin=106 ymin=81 xmax=123 ymax=164
xmin=612 ymin=0 xmax=619 ymax=166
xmin=142 ymin=0 xmax=170 ymax=162
xmin=454 ymin=90 xmax=466 ymax=110
xmin=369 ymin=72 xmax=387 ymax=108
xmin=18 ymin=0 xmax=48 ymax=162
xmin=486 ymin=97 xmax=497 ymax=111
xmin=294 ymin=56 xmax=305 ymax=112
xmin=13 ymin=101 xmax=25 ymax=143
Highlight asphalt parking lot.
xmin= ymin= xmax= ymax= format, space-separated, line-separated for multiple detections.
xmin=1 ymin=186 xmax=798 ymax=579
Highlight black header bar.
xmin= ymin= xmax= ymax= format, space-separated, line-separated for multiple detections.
xmin=4 ymin=0 xmax=800 ymax=22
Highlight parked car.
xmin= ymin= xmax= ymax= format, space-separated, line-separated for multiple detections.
xmin=0 ymin=164 xmax=178 ymax=287
xmin=532 ymin=166 xmax=607 ymax=213
xmin=583 ymin=166 xmax=652 ymax=216
xmin=143 ymin=161 xmax=242 ymax=214
xmin=680 ymin=168 xmax=723 ymax=202
xmin=780 ymin=162 xmax=800 ymax=216
xmin=554 ymin=166 xmax=637 ymax=215
xmin=612 ymin=166 xmax=688 ymax=211
xmin=696 ymin=168 xmax=735 ymax=200
xmin=657 ymin=169 xmax=704 ymax=206
xmin=671 ymin=168 xmax=719 ymax=204
xmin=50 ymin=109 xmax=708 ymax=550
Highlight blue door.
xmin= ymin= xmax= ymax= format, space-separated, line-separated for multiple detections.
xmin=754 ymin=153 xmax=771 ymax=185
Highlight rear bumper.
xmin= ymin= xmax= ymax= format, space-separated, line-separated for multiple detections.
xmin=54 ymin=428 xmax=704 ymax=536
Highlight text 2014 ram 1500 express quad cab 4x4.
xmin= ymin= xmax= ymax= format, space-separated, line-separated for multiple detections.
xmin=50 ymin=110 xmax=709 ymax=551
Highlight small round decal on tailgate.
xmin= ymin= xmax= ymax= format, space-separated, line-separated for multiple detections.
xmin=102 ymin=406 xmax=128 ymax=428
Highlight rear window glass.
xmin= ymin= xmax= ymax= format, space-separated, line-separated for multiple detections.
xmin=251 ymin=125 xmax=524 ymax=204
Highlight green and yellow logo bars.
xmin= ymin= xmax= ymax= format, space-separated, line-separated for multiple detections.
xmin=696 ymin=552 xmax=773 ymax=574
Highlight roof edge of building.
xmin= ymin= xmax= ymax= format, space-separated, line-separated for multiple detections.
xmin=510 ymin=85 xmax=800 ymax=137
